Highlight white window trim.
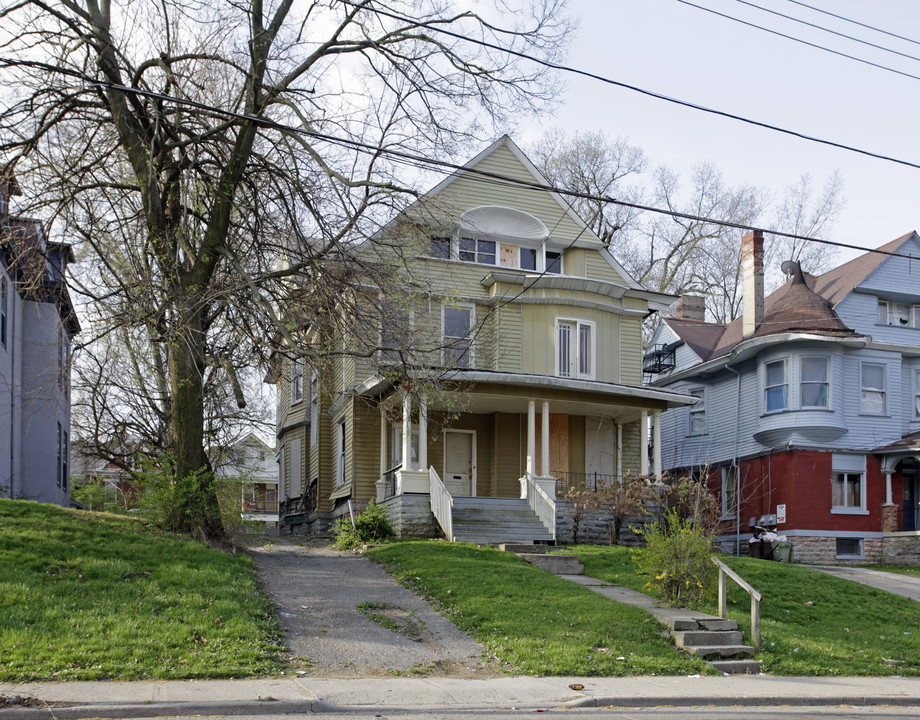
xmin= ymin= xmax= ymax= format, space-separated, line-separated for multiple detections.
xmin=799 ymin=355 xmax=830 ymax=409
xmin=336 ymin=418 xmax=346 ymax=487
xmin=555 ymin=317 xmax=596 ymax=380
xmin=835 ymin=537 xmax=865 ymax=559
xmin=859 ymin=361 xmax=887 ymax=416
xmin=831 ymin=454 xmax=868 ymax=515
xmin=914 ymin=369 xmax=920 ymax=421
xmin=378 ymin=295 xmax=414 ymax=360
xmin=442 ymin=302 xmax=475 ymax=367
xmin=763 ymin=359 xmax=788 ymax=414
xmin=721 ymin=465 xmax=736 ymax=519
xmin=310 ymin=372 xmax=319 ymax=447
xmin=290 ymin=358 xmax=304 ymax=405
xmin=688 ymin=388 xmax=706 ymax=435
xmin=459 ymin=236 xmax=497 ymax=265
xmin=392 ymin=424 xmax=421 ymax=471
xmin=878 ymin=298 xmax=920 ymax=328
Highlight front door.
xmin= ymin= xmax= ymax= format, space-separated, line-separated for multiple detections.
xmin=444 ymin=431 xmax=475 ymax=496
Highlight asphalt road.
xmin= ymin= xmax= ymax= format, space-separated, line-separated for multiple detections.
xmin=248 ymin=539 xmax=499 ymax=678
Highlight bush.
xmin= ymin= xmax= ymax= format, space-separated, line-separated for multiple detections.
xmin=633 ymin=508 xmax=716 ymax=608
xmin=333 ymin=501 xmax=394 ymax=549
xmin=136 ymin=457 xmax=221 ymax=536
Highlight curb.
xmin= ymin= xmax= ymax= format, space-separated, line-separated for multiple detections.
xmin=3 ymin=695 xmax=920 ymax=719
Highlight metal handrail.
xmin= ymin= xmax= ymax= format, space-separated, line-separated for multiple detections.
xmin=382 ymin=464 xmax=402 ymax=499
xmin=429 ymin=467 xmax=454 ymax=541
xmin=712 ymin=556 xmax=762 ymax=650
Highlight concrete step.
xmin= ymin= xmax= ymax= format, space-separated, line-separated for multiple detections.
xmin=665 ymin=617 xmax=738 ymax=632
xmin=498 ymin=543 xmax=546 ymax=553
xmin=673 ymin=630 xmax=743 ymax=648
xmin=681 ymin=644 xmax=755 ymax=659
xmin=710 ymin=659 xmax=764 ymax=675
xmin=517 ymin=553 xmax=584 ymax=575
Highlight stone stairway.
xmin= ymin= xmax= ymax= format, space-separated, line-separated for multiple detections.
xmin=450 ymin=497 xmax=553 ymax=545
xmin=499 ymin=543 xmax=584 ymax=574
xmin=509 ymin=558 xmax=763 ymax=675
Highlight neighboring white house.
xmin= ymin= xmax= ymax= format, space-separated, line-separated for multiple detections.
xmin=0 ymin=170 xmax=79 ymax=505
xmin=214 ymin=433 xmax=278 ymax=532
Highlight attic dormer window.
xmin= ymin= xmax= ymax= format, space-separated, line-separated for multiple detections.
xmin=878 ymin=299 xmax=920 ymax=328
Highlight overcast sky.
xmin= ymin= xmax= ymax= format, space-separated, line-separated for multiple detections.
xmin=517 ymin=0 xmax=920 ymax=266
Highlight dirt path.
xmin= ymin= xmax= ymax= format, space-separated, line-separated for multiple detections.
xmin=248 ymin=539 xmax=500 ymax=678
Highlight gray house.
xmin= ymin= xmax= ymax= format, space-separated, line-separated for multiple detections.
xmin=0 ymin=170 xmax=79 ymax=505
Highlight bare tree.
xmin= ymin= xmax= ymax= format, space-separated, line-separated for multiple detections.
xmin=0 ymin=0 xmax=571 ymax=539
xmin=529 ymin=130 xmax=844 ymax=325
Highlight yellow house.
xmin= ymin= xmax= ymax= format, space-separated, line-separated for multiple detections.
xmin=270 ymin=136 xmax=695 ymax=542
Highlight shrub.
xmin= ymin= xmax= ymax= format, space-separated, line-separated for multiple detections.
xmin=633 ymin=508 xmax=716 ymax=608
xmin=136 ymin=457 xmax=221 ymax=537
xmin=333 ymin=501 xmax=394 ymax=549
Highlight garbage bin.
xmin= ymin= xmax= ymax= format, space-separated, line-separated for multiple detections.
xmin=748 ymin=540 xmax=763 ymax=559
xmin=771 ymin=540 xmax=793 ymax=562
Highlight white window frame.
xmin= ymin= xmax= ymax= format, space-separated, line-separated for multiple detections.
xmin=392 ymin=425 xmax=420 ymax=471
xmin=310 ymin=372 xmax=319 ymax=447
xmin=555 ymin=318 xmax=596 ymax=380
xmin=859 ymin=361 xmax=887 ymax=415
xmin=336 ymin=419 xmax=346 ymax=487
xmin=428 ymin=236 xmax=452 ymax=260
xmin=688 ymin=388 xmax=706 ymax=435
xmin=800 ymin=355 xmax=829 ymax=409
xmin=831 ymin=453 xmax=868 ymax=515
xmin=914 ymin=369 xmax=920 ymax=421
xmin=543 ymin=249 xmax=563 ymax=274
xmin=290 ymin=358 xmax=304 ymax=405
xmin=442 ymin=302 xmax=475 ymax=368
xmin=878 ymin=299 xmax=920 ymax=328
xmin=458 ymin=236 xmax=496 ymax=265
xmin=721 ymin=465 xmax=736 ymax=519
xmin=763 ymin=359 xmax=788 ymax=413
xmin=379 ymin=295 xmax=414 ymax=362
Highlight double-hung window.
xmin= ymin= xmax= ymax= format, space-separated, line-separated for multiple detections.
xmin=380 ymin=298 xmax=412 ymax=362
xmin=443 ymin=304 xmax=474 ymax=368
xmin=914 ymin=370 xmax=920 ymax=420
xmin=721 ymin=465 xmax=737 ymax=518
xmin=831 ymin=454 xmax=867 ymax=513
xmin=429 ymin=236 xmax=451 ymax=259
xmin=56 ymin=422 xmax=63 ymax=488
xmin=336 ymin=419 xmax=346 ymax=486
xmin=1 ymin=272 xmax=7 ymax=348
xmin=764 ymin=360 xmax=787 ymax=412
xmin=878 ymin=299 xmax=920 ymax=328
xmin=520 ymin=247 xmax=537 ymax=271
xmin=545 ymin=251 xmax=562 ymax=274
xmin=392 ymin=426 xmax=420 ymax=471
xmin=459 ymin=237 xmax=496 ymax=265
xmin=290 ymin=358 xmax=304 ymax=405
xmin=860 ymin=362 xmax=886 ymax=415
xmin=800 ymin=356 xmax=829 ymax=408
xmin=310 ymin=373 xmax=319 ymax=447
xmin=556 ymin=318 xmax=595 ymax=379
xmin=689 ymin=389 xmax=706 ymax=434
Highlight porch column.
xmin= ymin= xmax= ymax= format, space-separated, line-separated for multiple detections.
xmin=526 ymin=400 xmax=536 ymax=477
xmin=653 ymin=410 xmax=662 ymax=482
xmin=402 ymin=391 xmax=412 ymax=471
xmin=376 ymin=405 xmax=387 ymax=502
xmin=541 ymin=401 xmax=550 ymax=477
xmin=616 ymin=423 xmax=623 ymax=480
xmin=885 ymin=471 xmax=893 ymax=506
xmin=419 ymin=392 xmax=428 ymax=471
xmin=640 ymin=410 xmax=649 ymax=478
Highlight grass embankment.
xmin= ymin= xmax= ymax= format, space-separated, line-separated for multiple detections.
xmin=565 ymin=545 xmax=920 ymax=676
xmin=0 ymin=499 xmax=283 ymax=681
xmin=366 ymin=541 xmax=711 ymax=676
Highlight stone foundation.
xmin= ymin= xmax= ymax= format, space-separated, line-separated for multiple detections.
xmin=554 ymin=501 xmax=649 ymax=546
xmin=882 ymin=533 xmax=920 ymax=565
xmin=383 ymin=493 xmax=438 ymax=538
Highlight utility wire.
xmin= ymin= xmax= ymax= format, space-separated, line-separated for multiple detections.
xmin=675 ymin=0 xmax=920 ymax=83
xmin=736 ymin=0 xmax=920 ymax=65
xmin=784 ymin=0 xmax=920 ymax=50
xmin=332 ymin=0 xmax=920 ymax=173
xmin=0 ymin=58 xmax=918 ymax=263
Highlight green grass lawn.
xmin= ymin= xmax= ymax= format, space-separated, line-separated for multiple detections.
xmin=0 ymin=499 xmax=283 ymax=681
xmin=562 ymin=545 xmax=920 ymax=676
xmin=366 ymin=541 xmax=712 ymax=676
xmin=860 ymin=565 xmax=920 ymax=579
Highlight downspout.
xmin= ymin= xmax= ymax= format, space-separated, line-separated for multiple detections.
xmin=8 ymin=276 xmax=15 ymax=498
xmin=726 ymin=361 xmax=742 ymax=556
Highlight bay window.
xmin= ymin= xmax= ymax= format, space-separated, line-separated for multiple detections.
xmin=764 ymin=359 xmax=787 ymax=412
xmin=800 ymin=356 xmax=829 ymax=408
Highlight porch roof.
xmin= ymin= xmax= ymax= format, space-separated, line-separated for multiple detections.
xmin=356 ymin=369 xmax=696 ymax=422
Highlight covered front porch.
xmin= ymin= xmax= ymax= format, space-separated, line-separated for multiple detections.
xmin=878 ymin=434 xmax=920 ymax=564
xmin=361 ymin=371 xmax=695 ymax=543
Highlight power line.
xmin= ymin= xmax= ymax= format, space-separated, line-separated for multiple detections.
xmin=735 ymin=0 xmax=920 ymax=65
xmin=0 ymin=58 xmax=917 ymax=263
xmin=784 ymin=0 xmax=920 ymax=49
xmin=675 ymin=0 xmax=920 ymax=84
xmin=332 ymin=0 xmax=920 ymax=173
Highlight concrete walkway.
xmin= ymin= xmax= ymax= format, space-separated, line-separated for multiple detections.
xmin=806 ymin=565 xmax=920 ymax=602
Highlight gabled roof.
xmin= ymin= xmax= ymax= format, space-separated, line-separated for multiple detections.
xmin=660 ymin=317 xmax=726 ymax=361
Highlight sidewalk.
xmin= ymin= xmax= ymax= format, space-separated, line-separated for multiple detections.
xmin=3 ymin=674 xmax=920 ymax=718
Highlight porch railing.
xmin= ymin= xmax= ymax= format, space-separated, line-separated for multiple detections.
xmin=429 ymin=467 xmax=454 ymax=541
xmin=553 ymin=470 xmax=622 ymax=494
xmin=525 ymin=473 xmax=556 ymax=539
xmin=382 ymin=464 xmax=402 ymax=500
xmin=242 ymin=500 xmax=279 ymax=513
xmin=712 ymin=556 xmax=762 ymax=650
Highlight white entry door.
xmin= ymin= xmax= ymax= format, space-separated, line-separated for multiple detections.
xmin=444 ymin=430 xmax=475 ymax=496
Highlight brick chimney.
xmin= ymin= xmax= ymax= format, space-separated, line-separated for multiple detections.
xmin=742 ymin=230 xmax=764 ymax=338
xmin=673 ymin=294 xmax=705 ymax=322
